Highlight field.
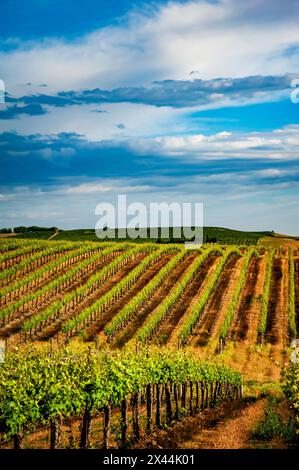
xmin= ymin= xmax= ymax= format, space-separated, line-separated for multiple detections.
xmin=13 ymin=226 xmax=273 ymax=245
xmin=0 ymin=237 xmax=298 ymax=449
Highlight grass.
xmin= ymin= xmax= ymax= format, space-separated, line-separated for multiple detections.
xmin=252 ymin=395 xmax=296 ymax=443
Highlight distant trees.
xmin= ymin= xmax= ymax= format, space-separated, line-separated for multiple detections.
xmin=0 ymin=228 xmax=12 ymax=234
xmin=13 ymin=226 xmax=58 ymax=233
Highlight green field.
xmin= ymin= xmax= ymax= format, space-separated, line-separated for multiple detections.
xmin=13 ymin=226 xmax=274 ymax=245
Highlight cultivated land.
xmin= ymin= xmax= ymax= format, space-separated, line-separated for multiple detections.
xmin=0 ymin=235 xmax=298 ymax=449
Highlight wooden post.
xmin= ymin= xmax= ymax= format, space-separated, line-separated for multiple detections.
xmin=165 ymin=383 xmax=172 ymax=425
xmin=195 ymin=382 xmax=199 ymax=412
xmin=174 ymin=384 xmax=179 ymax=420
xmin=80 ymin=407 xmax=92 ymax=449
xmin=13 ymin=431 xmax=24 ymax=450
xmin=201 ymin=382 xmax=205 ymax=409
xmin=205 ymin=385 xmax=209 ymax=408
xmin=155 ymin=384 xmax=161 ymax=427
xmin=189 ymin=382 xmax=193 ymax=415
xmin=146 ymin=384 xmax=152 ymax=434
xmin=132 ymin=392 xmax=140 ymax=441
xmin=50 ymin=415 xmax=62 ymax=449
xmin=181 ymin=383 xmax=186 ymax=410
xmin=103 ymin=405 xmax=110 ymax=449
xmin=121 ymin=399 xmax=127 ymax=448
xmin=210 ymin=382 xmax=214 ymax=406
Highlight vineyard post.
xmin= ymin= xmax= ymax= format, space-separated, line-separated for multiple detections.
xmin=155 ymin=384 xmax=161 ymax=427
xmin=189 ymin=382 xmax=193 ymax=415
xmin=195 ymin=382 xmax=199 ymax=411
xmin=210 ymin=382 xmax=214 ymax=406
xmin=132 ymin=391 xmax=140 ymax=441
xmin=174 ymin=383 xmax=179 ymax=420
xmin=181 ymin=383 xmax=186 ymax=411
xmin=201 ymin=382 xmax=205 ymax=409
xmin=80 ymin=406 xmax=92 ymax=449
xmin=13 ymin=432 xmax=24 ymax=450
xmin=205 ymin=384 xmax=209 ymax=408
xmin=165 ymin=383 xmax=172 ymax=425
xmin=146 ymin=384 xmax=152 ymax=434
xmin=50 ymin=415 xmax=62 ymax=449
xmin=103 ymin=405 xmax=110 ymax=449
xmin=121 ymin=399 xmax=127 ymax=447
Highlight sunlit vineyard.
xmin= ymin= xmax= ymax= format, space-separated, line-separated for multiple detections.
xmin=0 ymin=238 xmax=298 ymax=350
xmin=0 ymin=237 xmax=298 ymax=449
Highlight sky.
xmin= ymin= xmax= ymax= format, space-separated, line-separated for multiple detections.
xmin=0 ymin=0 xmax=299 ymax=234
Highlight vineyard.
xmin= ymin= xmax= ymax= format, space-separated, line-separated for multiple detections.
xmin=0 ymin=238 xmax=297 ymax=351
xmin=0 ymin=348 xmax=242 ymax=449
xmin=0 ymin=237 xmax=298 ymax=449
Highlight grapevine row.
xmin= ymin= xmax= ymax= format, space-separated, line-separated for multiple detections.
xmin=0 ymin=244 xmax=134 ymax=325
xmin=135 ymin=246 xmax=223 ymax=343
xmin=61 ymin=245 xmax=176 ymax=335
xmin=0 ymin=348 xmax=243 ymax=449
xmin=218 ymin=247 xmax=258 ymax=340
xmin=0 ymin=241 xmax=86 ymax=282
xmin=21 ymin=243 xmax=150 ymax=334
xmin=258 ymin=249 xmax=275 ymax=339
xmin=178 ymin=246 xmax=241 ymax=345
xmin=0 ymin=243 xmax=111 ymax=302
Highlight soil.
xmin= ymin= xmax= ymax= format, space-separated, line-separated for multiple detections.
xmin=190 ymin=254 xmax=242 ymax=348
xmin=112 ymin=252 xmax=199 ymax=348
xmin=231 ymin=256 xmax=261 ymax=341
xmin=84 ymin=253 xmax=176 ymax=341
xmin=265 ymin=258 xmax=288 ymax=347
xmin=155 ymin=254 xmax=220 ymax=345
xmin=134 ymin=398 xmax=267 ymax=449
xmin=36 ymin=253 xmax=151 ymax=340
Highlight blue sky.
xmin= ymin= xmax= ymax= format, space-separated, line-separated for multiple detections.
xmin=0 ymin=0 xmax=299 ymax=233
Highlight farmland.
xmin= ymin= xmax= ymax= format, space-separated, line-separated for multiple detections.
xmin=0 ymin=238 xmax=297 ymax=351
xmin=0 ymin=237 xmax=298 ymax=449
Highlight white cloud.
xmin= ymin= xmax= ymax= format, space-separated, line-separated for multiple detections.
xmin=1 ymin=0 xmax=299 ymax=95
xmin=126 ymin=125 xmax=299 ymax=161
xmin=0 ymin=102 xmax=185 ymax=141
xmin=63 ymin=180 xmax=152 ymax=195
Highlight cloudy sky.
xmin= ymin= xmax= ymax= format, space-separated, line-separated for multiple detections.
xmin=0 ymin=0 xmax=299 ymax=233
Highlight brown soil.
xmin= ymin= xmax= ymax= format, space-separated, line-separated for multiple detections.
xmin=190 ymin=254 xmax=242 ymax=347
xmin=155 ymin=254 xmax=220 ymax=345
xmin=36 ymin=253 xmax=152 ymax=340
xmin=112 ymin=252 xmax=199 ymax=348
xmin=0 ymin=248 xmax=106 ymax=302
xmin=265 ymin=258 xmax=288 ymax=346
xmin=135 ymin=398 xmax=266 ymax=449
xmin=83 ymin=253 xmax=176 ymax=341
xmin=0 ymin=251 xmax=137 ymax=338
xmin=0 ymin=246 xmax=45 ymax=271
xmin=231 ymin=256 xmax=261 ymax=341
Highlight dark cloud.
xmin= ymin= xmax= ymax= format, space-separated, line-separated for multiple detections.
xmin=0 ymin=103 xmax=47 ymax=119
xmin=1 ymin=130 xmax=299 ymax=192
xmin=3 ymin=74 xmax=295 ymax=117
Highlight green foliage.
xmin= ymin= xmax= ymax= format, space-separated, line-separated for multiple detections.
xmin=219 ymin=247 xmax=259 ymax=340
xmin=252 ymin=395 xmax=295 ymax=441
xmin=258 ymin=249 xmax=275 ymax=335
xmin=282 ymin=364 xmax=299 ymax=435
xmin=104 ymin=248 xmax=191 ymax=336
xmin=61 ymin=245 xmax=177 ymax=335
xmin=178 ymin=246 xmax=241 ymax=345
xmin=136 ymin=246 xmax=224 ymax=343
xmin=0 ymin=348 xmax=242 ymax=440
